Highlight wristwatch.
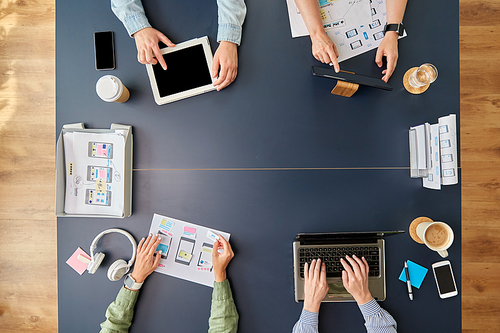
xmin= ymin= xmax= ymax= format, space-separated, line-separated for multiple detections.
xmin=384 ymin=23 xmax=405 ymax=36
xmin=124 ymin=274 xmax=143 ymax=290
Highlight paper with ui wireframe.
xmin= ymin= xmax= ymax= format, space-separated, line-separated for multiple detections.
xmin=148 ymin=213 xmax=230 ymax=287
xmin=286 ymin=0 xmax=371 ymax=38
xmin=286 ymin=0 xmax=407 ymax=63
xmin=63 ymin=131 xmax=125 ymax=215
xmin=398 ymin=260 xmax=428 ymax=289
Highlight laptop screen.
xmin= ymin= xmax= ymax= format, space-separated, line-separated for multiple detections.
xmin=295 ymin=231 xmax=404 ymax=245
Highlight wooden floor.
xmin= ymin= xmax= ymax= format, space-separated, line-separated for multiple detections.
xmin=0 ymin=0 xmax=498 ymax=332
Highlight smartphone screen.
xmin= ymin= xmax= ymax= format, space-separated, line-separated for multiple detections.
xmin=175 ymin=237 xmax=195 ymax=265
xmin=88 ymin=142 xmax=113 ymax=159
xmin=197 ymin=243 xmax=213 ymax=267
xmin=87 ymin=166 xmax=112 ymax=183
xmin=85 ymin=189 xmax=111 ymax=206
xmin=434 ymin=264 xmax=457 ymax=294
xmin=94 ymin=31 xmax=115 ymax=70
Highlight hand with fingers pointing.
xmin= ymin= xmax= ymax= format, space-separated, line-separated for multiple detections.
xmin=340 ymin=255 xmax=373 ymax=305
xmin=132 ymin=27 xmax=175 ymax=70
xmin=128 ymin=233 xmax=162 ymax=286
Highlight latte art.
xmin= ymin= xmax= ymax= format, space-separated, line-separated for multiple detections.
xmin=424 ymin=224 xmax=450 ymax=248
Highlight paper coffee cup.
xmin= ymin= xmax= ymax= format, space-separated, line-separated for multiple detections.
xmin=96 ymin=75 xmax=130 ymax=103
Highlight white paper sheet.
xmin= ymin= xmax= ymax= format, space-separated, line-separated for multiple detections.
xmin=64 ymin=131 xmax=125 ymax=216
xmin=148 ymin=214 xmax=231 ymax=288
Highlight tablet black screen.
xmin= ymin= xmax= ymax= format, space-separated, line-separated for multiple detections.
xmin=152 ymin=44 xmax=213 ymax=97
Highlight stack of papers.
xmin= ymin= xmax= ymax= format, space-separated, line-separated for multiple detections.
xmin=63 ymin=131 xmax=126 ymax=216
xmin=409 ymin=114 xmax=458 ymax=190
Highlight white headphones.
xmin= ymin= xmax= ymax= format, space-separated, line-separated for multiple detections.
xmin=87 ymin=228 xmax=137 ymax=281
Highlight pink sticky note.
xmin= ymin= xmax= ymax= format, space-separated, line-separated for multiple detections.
xmin=184 ymin=226 xmax=196 ymax=234
xmin=66 ymin=247 xmax=91 ymax=275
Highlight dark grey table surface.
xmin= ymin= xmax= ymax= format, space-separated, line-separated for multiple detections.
xmin=56 ymin=0 xmax=461 ymax=332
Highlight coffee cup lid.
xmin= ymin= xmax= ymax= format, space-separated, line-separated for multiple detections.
xmin=96 ymin=75 xmax=123 ymax=102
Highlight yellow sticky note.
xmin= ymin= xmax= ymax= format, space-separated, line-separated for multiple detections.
xmin=96 ymin=179 xmax=106 ymax=193
xmin=202 ymin=247 xmax=213 ymax=253
xmin=320 ymin=9 xmax=327 ymax=20
xmin=179 ymin=250 xmax=192 ymax=260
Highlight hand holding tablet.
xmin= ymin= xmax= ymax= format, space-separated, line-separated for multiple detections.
xmin=146 ymin=36 xmax=217 ymax=105
xmin=212 ymin=41 xmax=238 ymax=91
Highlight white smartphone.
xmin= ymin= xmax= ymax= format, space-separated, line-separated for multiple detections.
xmin=432 ymin=260 xmax=458 ymax=299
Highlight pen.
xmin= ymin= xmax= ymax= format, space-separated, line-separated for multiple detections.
xmin=405 ymin=261 xmax=413 ymax=301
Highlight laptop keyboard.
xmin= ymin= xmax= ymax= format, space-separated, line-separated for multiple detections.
xmin=298 ymin=246 xmax=380 ymax=278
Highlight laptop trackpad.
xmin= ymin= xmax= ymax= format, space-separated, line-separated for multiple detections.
xmin=328 ymin=282 xmax=350 ymax=296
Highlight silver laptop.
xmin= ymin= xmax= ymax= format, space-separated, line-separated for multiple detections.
xmin=293 ymin=231 xmax=404 ymax=302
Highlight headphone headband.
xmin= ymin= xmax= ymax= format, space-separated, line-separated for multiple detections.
xmin=90 ymin=228 xmax=137 ymax=268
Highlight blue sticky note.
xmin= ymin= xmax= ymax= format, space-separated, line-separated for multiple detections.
xmin=398 ymin=260 xmax=428 ymax=289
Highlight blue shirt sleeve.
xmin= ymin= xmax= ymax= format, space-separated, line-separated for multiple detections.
xmin=111 ymin=0 xmax=152 ymax=36
xmin=216 ymin=0 xmax=247 ymax=45
xmin=292 ymin=309 xmax=319 ymax=333
xmin=358 ymin=299 xmax=398 ymax=333
xmin=112 ymin=0 xmax=246 ymax=44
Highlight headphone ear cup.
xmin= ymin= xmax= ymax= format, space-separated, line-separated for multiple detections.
xmin=107 ymin=259 xmax=129 ymax=281
xmin=87 ymin=252 xmax=105 ymax=274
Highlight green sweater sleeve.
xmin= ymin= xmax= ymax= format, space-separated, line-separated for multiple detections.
xmin=208 ymin=279 xmax=239 ymax=333
xmin=100 ymin=287 xmax=140 ymax=333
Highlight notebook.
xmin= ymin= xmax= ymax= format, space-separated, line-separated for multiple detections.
xmin=293 ymin=231 xmax=403 ymax=302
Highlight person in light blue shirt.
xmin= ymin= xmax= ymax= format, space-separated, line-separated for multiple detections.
xmin=111 ymin=0 xmax=246 ymax=91
xmin=293 ymin=255 xmax=397 ymax=333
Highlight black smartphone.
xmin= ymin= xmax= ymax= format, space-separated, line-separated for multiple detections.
xmin=312 ymin=66 xmax=393 ymax=91
xmin=94 ymin=31 xmax=115 ymax=70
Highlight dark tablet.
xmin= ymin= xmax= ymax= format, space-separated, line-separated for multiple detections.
xmin=312 ymin=66 xmax=393 ymax=91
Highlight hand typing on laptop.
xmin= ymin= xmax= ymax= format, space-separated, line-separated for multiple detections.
xmin=340 ymin=255 xmax=373 ymax=305
xmin=292 ymin=255 xmax=398 ymax=333
xmin=303 ymin=259 xmax=329 ymax=313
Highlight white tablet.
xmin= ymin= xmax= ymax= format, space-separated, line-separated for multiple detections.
xmin=146 ymin=36 xmax=216 ymax=105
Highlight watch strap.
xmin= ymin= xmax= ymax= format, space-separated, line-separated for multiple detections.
xmin=384 ymin=23 xmax=405 ymax=36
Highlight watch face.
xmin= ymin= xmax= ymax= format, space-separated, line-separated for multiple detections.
xmin=124 ymin=275 xmax=134 ymax=287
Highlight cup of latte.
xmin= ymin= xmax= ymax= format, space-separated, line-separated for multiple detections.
xmin=416 ymin=221 xmax=454 ymax=258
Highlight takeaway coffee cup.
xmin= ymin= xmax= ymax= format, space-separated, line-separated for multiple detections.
xmin=416 ymin=221 xmax=454 ymax=258
xmin=96 ymin=75 xmax=130 ymax=103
